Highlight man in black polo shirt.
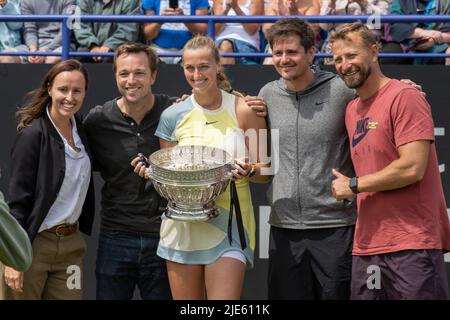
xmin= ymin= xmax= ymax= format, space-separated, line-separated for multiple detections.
xmin=83 ymin=42 xmax=172 ymax=300
xmin=83 ymin=42 xmax=267 ymax=300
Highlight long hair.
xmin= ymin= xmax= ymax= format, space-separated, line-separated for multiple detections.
xmin=182 ymin=35 xmax=243 ymax=97
xmin=16 ymin=59 xmax=89 ymax=131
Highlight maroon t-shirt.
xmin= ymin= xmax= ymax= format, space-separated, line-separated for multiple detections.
xmin=346 ymin=79 xmax=450 ymax=255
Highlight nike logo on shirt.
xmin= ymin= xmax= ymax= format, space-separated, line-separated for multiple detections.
xmin=352 ymin=117 xmax=370 ymax=147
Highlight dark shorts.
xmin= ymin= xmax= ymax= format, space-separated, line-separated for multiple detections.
xmin=268 ymin=225 xmax=354 ymax=300
xmin=351 ymin=249 xmax=450 ymax=300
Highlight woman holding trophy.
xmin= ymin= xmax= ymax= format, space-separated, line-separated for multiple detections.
xmin=132 ymin=35 xmax=268 ymax=300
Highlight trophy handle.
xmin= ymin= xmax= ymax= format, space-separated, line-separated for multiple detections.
xmin=224 ymin=163 xmax=233 ymax=180
xmin=145 ymin=166 xmax=153 ymax=180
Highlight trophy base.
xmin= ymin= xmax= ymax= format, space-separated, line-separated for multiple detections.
xmin=165 ymin=202 xmax=219 ymax=222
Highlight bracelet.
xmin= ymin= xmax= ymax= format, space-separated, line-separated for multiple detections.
xmin=246 ymin=163 xmax=257 ymax=178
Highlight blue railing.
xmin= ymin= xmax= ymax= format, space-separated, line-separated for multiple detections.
xmin=0 ymin=14 xmax=450 ymax=60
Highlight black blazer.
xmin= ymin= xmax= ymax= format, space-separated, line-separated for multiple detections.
xmin=8 ymin=112 xmax=95 ymax=242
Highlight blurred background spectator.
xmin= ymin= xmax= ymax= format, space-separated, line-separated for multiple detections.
xmin=384 ymin=0 xmax=450 ymax=65
xmin=0 ymin=0 xmax=449 ymax=66
xmin=0 ymin=0 xmax=23 ymax=63
xmin=212 ymin=0 xmax=264 ymax=65
xmin=263 ymin=0 xmax=321 ymax=64
xmin=0 ymin=0 xmax=75 ymax=64
xmin=319 ymin=0 xmax=392 ymax=64
xmin=208 ymin=0 xmax=214 ymax=12
xmin=142 ymin=0 xmax=209 ymax=64
xmin=74 ymin=0 xmax=140 ymax=63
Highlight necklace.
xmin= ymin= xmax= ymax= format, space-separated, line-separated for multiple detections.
xmin=66 ymin=137 xmax=80 ymax=152
xmin=61 ymin=129 xmax=73 ymax=145
xmin=51 ymin=114 xmax=81 ymax=152
xmin=61 ymin=130 xmax=80 ymax=152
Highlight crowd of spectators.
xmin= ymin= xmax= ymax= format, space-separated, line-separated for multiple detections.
xmin=0 ymin=0 xmax=449 ymax=65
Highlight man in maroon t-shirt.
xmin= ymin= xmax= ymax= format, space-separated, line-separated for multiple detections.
xmin=329 ymin=22 xmax=450 ymax=300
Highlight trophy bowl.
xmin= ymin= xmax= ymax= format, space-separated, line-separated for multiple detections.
xmin=146 ymin=145 xmax=233 ymax=222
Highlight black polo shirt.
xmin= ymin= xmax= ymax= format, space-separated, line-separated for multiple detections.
xmin=83 ymin=94 xmax=176 ymax=234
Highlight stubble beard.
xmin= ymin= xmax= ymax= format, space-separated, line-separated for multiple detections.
xmin=342 ymin=65 xmax=371 ymax=89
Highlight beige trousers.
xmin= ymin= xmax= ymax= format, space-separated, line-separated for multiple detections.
xmin=1 ymin=230 xmax=86 ymax=300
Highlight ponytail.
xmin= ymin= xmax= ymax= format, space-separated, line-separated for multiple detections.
xmin=216 ymin=70 xmax=231 ymax=92
xmin=217 ymin=70 xmax=243 ymax=97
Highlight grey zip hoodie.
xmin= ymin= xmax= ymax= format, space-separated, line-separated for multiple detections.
xmin=259 ymin=69 xmax=357 ymax=229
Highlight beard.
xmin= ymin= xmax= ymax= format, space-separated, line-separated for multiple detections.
xmin=340 ymin=64 xmax=371 ymax=89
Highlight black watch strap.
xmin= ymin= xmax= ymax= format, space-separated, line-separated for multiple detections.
xmin=349 ymin=176 xmax=359 ymax=194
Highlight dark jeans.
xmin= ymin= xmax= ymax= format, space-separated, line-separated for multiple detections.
xmin=95 ymin=229 xmax=171 ymax=300
xmin=268 ymin=225 xmax=354 ymax=300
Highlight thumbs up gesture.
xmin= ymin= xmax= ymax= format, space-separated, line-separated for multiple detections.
xmin=331 ymin=169 xmax=354 ymax=201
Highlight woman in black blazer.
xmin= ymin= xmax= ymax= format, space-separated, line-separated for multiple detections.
xmin=1 ymin=60 xmax=95 ymax=300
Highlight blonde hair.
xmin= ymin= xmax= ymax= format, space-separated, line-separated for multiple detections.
xmin=182 ymin=35 xmax=243 ymax=97
xmin=329 ymin=22 xmax=379 ymax=49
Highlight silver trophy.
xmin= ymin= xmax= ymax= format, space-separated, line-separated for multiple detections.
xmin=146 ymin=145 xmax=233 ymax=222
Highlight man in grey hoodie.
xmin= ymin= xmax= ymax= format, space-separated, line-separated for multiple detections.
xmin=259 ymin=18 xmax=357 ymax=300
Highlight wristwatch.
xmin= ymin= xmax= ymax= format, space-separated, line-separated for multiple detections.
xmin=349 ymin=176 xmax=359 ymax=194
